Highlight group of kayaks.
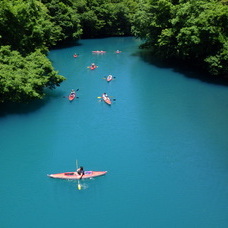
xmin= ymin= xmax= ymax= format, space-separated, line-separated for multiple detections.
xmin=92 ymin=50 xmax=106 ymax=54
xmin=48 ymin=49 xmax=123 ymax=184
xmin=92 ymin=50 xmax=122 ymax=54
xmin=91 ymin=50 xmax=119 ymax=105
xmin=73 ymin=50 xmax=121 ymax=57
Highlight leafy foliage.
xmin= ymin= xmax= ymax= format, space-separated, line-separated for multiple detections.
xmin=132 ymin=0 xmax=228 ymax=77
xmin=0 ymin=46 xmax=65 ymax=103
xmin=41 ymin=0 xmax=82 ymax=41
xmin=0 ymin=0 xmax=68 ymax=103
xmin=75 ymin=0 xmax=133 ymax=37
xmin=0 ymin=0 xmax=61 ymax=54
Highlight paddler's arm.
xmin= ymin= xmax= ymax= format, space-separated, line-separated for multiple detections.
xmin=79 ymin=172 xmax=84 ymax=179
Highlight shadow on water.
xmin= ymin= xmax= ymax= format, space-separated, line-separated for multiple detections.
xmin=0 ymin=100 xmax=46 ymax=117
xmin=0 ymin=89 xmax=64 ymax=117
xmin=50 ymin=39 xmax=82 ymax=50
xmin=134 ymin=49 xmax=228 ymax=87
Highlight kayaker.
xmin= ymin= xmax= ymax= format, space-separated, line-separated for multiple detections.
xmin=71 ymin=89 xmax=75 ymax=95
xmin=77 ymin=166 xmax=84 ymax=179
xmin=103 ymin=93 xmax=108 ymax=97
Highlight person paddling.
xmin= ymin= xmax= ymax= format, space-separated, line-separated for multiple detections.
xmin=71 ymin=89 xmax=75 ymax=95
xmin=102 ymin=93 xmax=107 ymax=99
xmin=76 ymin=166 xmax=84 ymax=179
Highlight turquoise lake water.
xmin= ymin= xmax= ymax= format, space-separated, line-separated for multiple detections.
xmin=1 ymin=37 xmax=228 ymax=228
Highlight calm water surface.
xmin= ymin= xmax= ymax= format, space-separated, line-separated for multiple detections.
xmin=1 ymin=37 xmax=228 ymax=228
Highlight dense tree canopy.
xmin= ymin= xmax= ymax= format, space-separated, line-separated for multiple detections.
xmin=131 ymin=0 xmax=228 ymax=77
xmin=41 ymin=0 xmax=82 ymax=41
xmin=0 ymin=46 xmax=65 ymax=103
xmin=0 ymin=0 xmax=60 ymax=54
xmin=0 ymin=0 xmax=67 ymax=103
xmin=0 ymin=0 xmax=227 ymax=103
xmin=74 ymin=0 xmax=134 ymax=37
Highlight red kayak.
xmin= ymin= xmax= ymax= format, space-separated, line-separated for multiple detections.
xmin=90 ymin=66 xmax=98 ymax=70
xmin=92 ymin=51 xmax=106 ymax=54
xmin=48 ymin=171 xmax=107 ymax=179
xmin=88 ymin=64 xmax=98 ymax=70
xmin=68 ymin=91 xmax=76 ymax=101
xmin=102 ymin=93 xmax=112 ymax=105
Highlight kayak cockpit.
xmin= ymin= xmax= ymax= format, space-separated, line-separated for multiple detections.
xmin=64 ymin=171 xmax=93 ymax=176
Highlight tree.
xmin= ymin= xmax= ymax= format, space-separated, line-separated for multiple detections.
xmin=0 ymin=0 xmax=61 ymax=54
xmin=75 ymin=0 xmax=133 ymax=37
xmin=0 ymin=46 xmax=65 ymax=103
xmin=132 ymin=0 xmax=228 ymax=76
xmin=41 ymin=0 xmax=82 ymax=41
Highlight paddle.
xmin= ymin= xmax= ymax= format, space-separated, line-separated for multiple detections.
xmin=97 ymin=96 xmax=115 ymax=99
xmin=103 ymin=77 xmax=116 ymax=80
xmin=64 ymin=96 xmax=79 ymax=98
xmin=97 ymin=97 xmax=116 ymax=102
xmin=76 ymin=160 xmax=82 ymax=190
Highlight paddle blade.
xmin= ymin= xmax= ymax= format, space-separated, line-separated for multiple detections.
xmin=78 ymin=183 xmax=82 ymax=190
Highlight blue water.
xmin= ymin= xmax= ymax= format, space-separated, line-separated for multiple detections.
xmin=1 ymin=37 xmax=228 ymax=228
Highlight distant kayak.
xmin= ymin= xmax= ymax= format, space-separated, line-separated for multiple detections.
xmin=102 ymin=93 xmax=112 ymax=105
xmin=73 ymin=54 xmax=78 ymax=58
xmin=88 ymin=65 xmax=98 ymax=70
xmin=68 ymin=90 xmax=76 ymax=101
xmin=115 ymin=50 xmax=122 ymax=53
xmin=48 ymin=171 xmax=107 ymax=179
xmin=106 ymin=75 xmax=113 ymax=82
xmin=92 ymin=51 xmax=106 ymax=54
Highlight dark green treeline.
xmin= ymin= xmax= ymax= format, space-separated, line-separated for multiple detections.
xmin=132 ymin=0 xmax=228 ymax=77
xmin=0 ymin=0 xmax=227 ymax=103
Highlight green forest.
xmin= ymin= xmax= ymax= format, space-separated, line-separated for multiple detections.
xmin=0 ymin=0 xmax=227 ymax=103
